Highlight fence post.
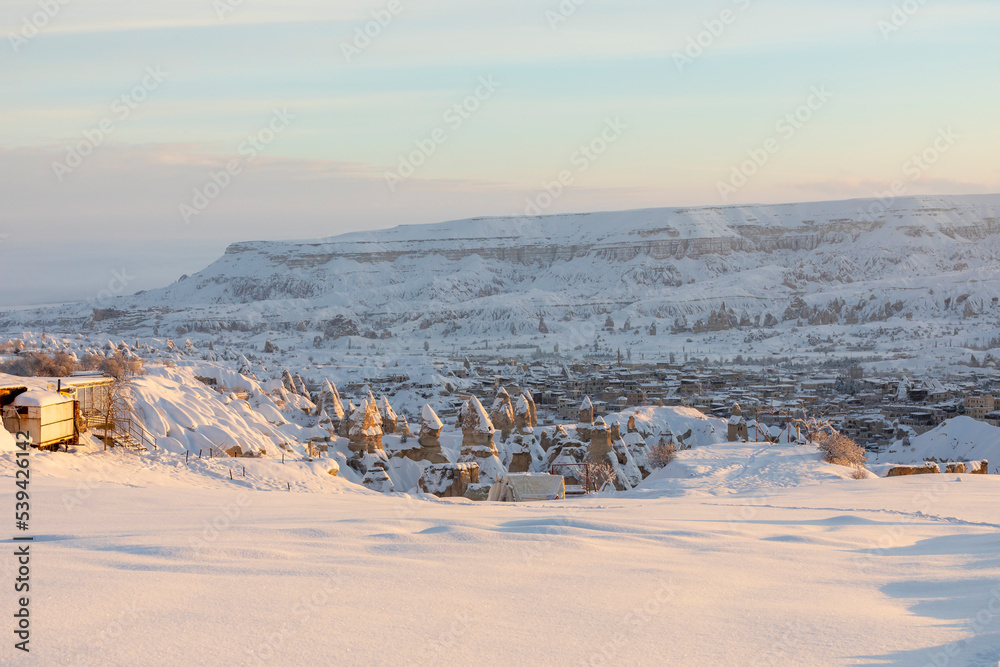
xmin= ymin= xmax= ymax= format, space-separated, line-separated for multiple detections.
xmin=229 ymin=469 xmax=233 ymax=480
xmin=186 ymin=450 xmax=189 ymax=464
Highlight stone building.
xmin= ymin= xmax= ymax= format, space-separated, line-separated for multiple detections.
xmin=728 ymin=403 xmax=749 ymax=442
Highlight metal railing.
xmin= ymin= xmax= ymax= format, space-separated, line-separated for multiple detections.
xmin=85 ymin=407 xmax=156 ymax=452
xmin=112 ymin=415 xmax=156 ymax=451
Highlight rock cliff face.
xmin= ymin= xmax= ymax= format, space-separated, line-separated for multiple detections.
xmin=12 ymin=194 xmax=1000 ymax=346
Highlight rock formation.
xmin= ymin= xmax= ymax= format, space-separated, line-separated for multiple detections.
xmin=317 ymin=409 xmax=335 ymax=436
xmin=489 ymin=388 xmax=516 ymax=441
xmin=514 ymin=394 xmax=534 ymax=432
xmin=577 ymin=396 xmax=595 ymax=440
xmin=886 ymin=462 xmax=941 ymax=476
xmin=317 ymin=380 xmax=346 ymax=429
xmin=458 ymin=396 xmax=504 ymax=484
xmin=392 ymin=404 xmax=448 ymax=464
xmin=281 ymin=369 xmax=298 ymax=395
xmin=294 ymin=373 xmax=310 ymax=399
xmin=418 ymin=462 xmax=479 ymax=498
xmin=504 ymin=436 xmax=533 ymax=473
xmin=727 ymin=403 xmax=748 ymax=442
xmin=347 ymin=396 xmax=384 ymax=456
xmin=361 ymin=465 xmax=394 ymax=493
xmin=395 ymin=414 xmax=411 ymax=438
xmin=419 ymin=404 xmax=444 ymax=441
xmin=522 ymin=390 xmax=538 ymax=427
xmin=378 ymin=395 xmax=397 ymax=434
xmin=588 ymin=417 xmax=613 ymax=461
xmin=340 ymin=400 xmax=356 ymax=437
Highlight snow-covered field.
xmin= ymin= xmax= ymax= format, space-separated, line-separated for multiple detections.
xmin=3 ymin=441 xmax=999 ymax=666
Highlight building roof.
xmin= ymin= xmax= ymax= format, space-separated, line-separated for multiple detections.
xmin=13 ymin=390 xmax=72 ymax=408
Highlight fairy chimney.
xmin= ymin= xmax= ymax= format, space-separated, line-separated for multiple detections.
xmin=728 ymin=403 xmax=748 ymax=442
xmin=281 ymin=369 xmax=298 ymax=395
xmin=589 ymin=417 xmax=614 ymax=462
xmin=522 ymin=390 xmax=538 ymax=427
xmin=294 ymin=373 xmax=310 ymax=398
xmin=458 ymin=396 xmax=504 ymax=484
xmin=378 ymin=395 xmax=397 ymax=435
xmin=409 ymin=404 xmax=448 ymax=464
xmin=340 ymin=400 xmax=356 ymax=437
xmin=318 ymin=409 xmax=334 ymax=435
xmin=319 ymin=380 xmax=346 ymax=430
xmin=489 ymin=388 xmax=516 ymax=441
xmin=577 ymin=396 xmax=595 ymax=440
xmin=395 ymin=414 xmax=412 ymax=438
xmin=514 ymin=394 xmax=533 ymax=432
xmin=348 ymin=397 xmax=384 ymax=455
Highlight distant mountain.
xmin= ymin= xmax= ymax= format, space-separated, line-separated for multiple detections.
xmin=8 ymin=194 xmax=1000 ymax=353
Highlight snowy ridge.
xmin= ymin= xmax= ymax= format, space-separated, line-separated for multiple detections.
xmin=6 ymin=194 xmax=1000 ymax=351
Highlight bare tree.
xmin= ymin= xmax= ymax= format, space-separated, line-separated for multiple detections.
xmin=585 ymin=457 xmax=618 ymax=491
xmin=815 ymin=432 xmax=867 ymax=468
xmin=98 ymin=355 xmax=145 ymax=449
xmin=647 ymin=438 xmax=678 ymax=468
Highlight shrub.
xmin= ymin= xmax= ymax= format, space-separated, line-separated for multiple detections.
xmin=0 ymin=351 xmax=77 ymax=377
xmin=80 ymin=352 xmax=144 ymax=378
xmin=816 ymin=432 xmax=867 ymax=468
xmin=588 ymin=460 xmax=618 ymax=491
xmin=647 ymin=439 xmax=678 ymax=469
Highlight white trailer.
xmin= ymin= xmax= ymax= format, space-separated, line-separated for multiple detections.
xmin=2 ymin=390 xmax=77 ymax=450
xmin=487 ymin=473 xmax=566 ymax=502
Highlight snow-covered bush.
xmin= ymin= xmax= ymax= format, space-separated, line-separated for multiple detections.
xmin=647 ymin=439 xmax=677 ymax=469
xmin=816 ymin=432 xmax=866 ymax=468
xmin=588 ymin=460 xmax=617 ymax=491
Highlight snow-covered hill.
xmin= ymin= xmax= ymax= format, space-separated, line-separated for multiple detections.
xmin=872 ymin=416 xmax=1000 ymax=473
xmin=5 ymin=194 xmax=1000 ymax=361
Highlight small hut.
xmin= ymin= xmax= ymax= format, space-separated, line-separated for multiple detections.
xmin=2 ymin=391 xmax=77 ymax=450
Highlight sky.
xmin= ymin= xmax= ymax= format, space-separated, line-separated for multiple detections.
xmin=1 ymin=0 xmax=998 ymax=305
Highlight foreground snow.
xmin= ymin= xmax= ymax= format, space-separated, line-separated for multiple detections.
xmin=2 ymin=442 xmax=999 ymax=666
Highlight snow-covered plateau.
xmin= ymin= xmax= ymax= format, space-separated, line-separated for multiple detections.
xmin=5 ymin=194 xmax=1000 ymax=369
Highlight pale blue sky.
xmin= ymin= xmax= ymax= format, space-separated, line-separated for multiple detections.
xmin=0 ymin=0 xmax=998 ymax=303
